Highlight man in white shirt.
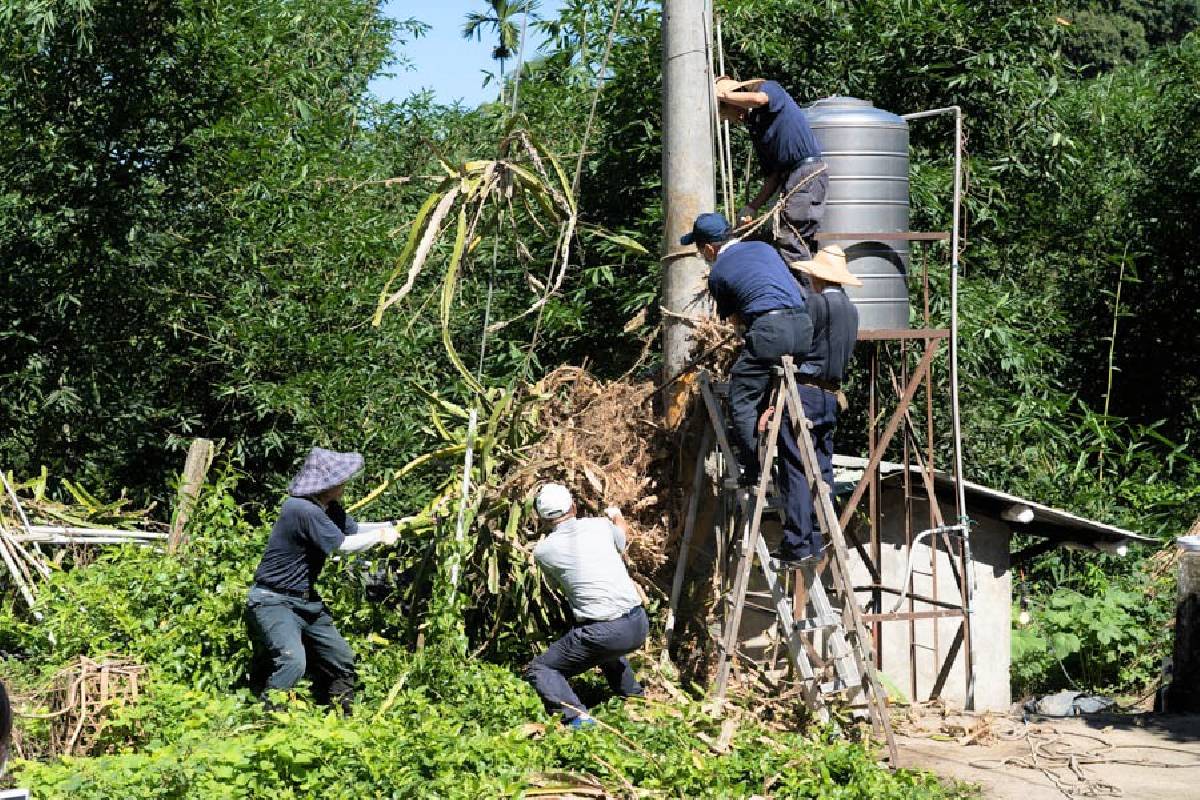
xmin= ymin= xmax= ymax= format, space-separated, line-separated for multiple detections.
xmin=523 ymin=483 xmax=648 ymax=728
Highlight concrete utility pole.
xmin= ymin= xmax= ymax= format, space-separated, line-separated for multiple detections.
xmin=661 ymin=0 xmax=715 ymax=425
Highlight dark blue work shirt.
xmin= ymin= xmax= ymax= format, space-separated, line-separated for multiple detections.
xmin=747 ymin=80 xmax=822 ymax=176
xmin=708 ymin=241 xmax=806 ymax=321
xmin=252 ymin=497 xmax=358 ymax=594
xmin=800 ymin=288 xmax=859 ymax=382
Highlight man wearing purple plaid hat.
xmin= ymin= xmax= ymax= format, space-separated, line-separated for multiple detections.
xmin=246 ymin=447 xmax=398 ymax=712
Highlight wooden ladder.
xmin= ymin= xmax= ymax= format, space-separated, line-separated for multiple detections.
xmin=668 ymin=355 xmax=898 ymax=764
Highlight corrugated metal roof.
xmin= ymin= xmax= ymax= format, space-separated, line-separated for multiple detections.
xmin=831 ymin=455 xmax=1157 ymax=546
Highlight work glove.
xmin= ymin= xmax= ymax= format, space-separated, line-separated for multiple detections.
xmin=736 ymin=205 xmax=757 ymax=226
xmin=604 ymin=507 xmax=623 ymax=521
xmin=379 ymin=522 xmax=399 ymax=546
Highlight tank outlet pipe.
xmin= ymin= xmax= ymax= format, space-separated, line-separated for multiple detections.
xmin=901 ymin=104 xmax=975 ymax=709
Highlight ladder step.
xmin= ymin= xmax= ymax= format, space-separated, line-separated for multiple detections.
xmin=792 ymin=614 xmax=842 ymax=632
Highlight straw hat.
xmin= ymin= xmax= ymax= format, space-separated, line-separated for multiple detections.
xmin=790 ymin=245 xmax=863 ymax=287
xmin=714 ymin=75 xmax=766 ymax=98
xmin=715 ymin=76 xmax=766 ymax=122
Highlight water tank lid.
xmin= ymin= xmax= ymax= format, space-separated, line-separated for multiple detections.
xmin=806 ymin=96 xmax=907 ymax=128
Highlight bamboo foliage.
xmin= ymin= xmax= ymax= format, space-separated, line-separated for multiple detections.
xmin=371 ymin=128 xmax=645 ymax=386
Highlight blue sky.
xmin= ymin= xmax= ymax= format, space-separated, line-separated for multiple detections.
xmin=369 ymin=1 xmax=565 ymax=107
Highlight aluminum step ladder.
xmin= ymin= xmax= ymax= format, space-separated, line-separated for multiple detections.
xmin=667 ymin=355 xmax=898 ymax=764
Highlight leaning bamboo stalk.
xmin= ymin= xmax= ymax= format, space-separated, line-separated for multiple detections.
xmin=0 ymin=524 xmax=37 ymax=610
xmin=0 ymin=524 xmax=42 ymax=586
xmin=3 ymin=525 xmax=51 ymax=579
xmin=13 ymin=534 xmax=162 ymax=546
xmin=1 ymin=470 xmax=36 ymax=536
xmin=22 ymin=525 xmax=168 ymax=540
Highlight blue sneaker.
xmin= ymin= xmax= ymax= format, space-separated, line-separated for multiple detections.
xmin=567 ymin=715 xmax=596 ymax=730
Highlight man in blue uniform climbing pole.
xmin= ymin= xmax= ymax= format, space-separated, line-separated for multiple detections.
xmin=715 ymin=76 xmax=828 ymax=270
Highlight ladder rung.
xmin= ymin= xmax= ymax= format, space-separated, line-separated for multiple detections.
xmin=819 ymin=679 xmax=848 ymax=693
xmin=792 ymin=614 xmax=842 ymax=632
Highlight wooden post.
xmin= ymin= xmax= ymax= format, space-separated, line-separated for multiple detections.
xmin=1167 ymin=549 xmax=1200 ymax=711
xmin=168 ymin=438 xmax=214 ymax=554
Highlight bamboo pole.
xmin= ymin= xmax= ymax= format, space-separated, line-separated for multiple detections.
xmin=168 ymin=438 xmax=214 ymax=553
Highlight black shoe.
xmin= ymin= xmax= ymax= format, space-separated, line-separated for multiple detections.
xmin=737 ymin=471 xmax=760 ymax=489
xmin=769 ymin=546 xmax=823 ymax=570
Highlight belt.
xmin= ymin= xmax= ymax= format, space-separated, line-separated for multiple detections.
xmin=744 ymin=307 xmax=804 ymax=328
xmin=786 ymin=156 xmax=823 ymax=170
xmin=578 ymin=605 xmax=643 ymax=625
xmin=797 ymin=375 xmax=843 ymax=394
xmin=253 ymin=583 xmax=317 ymax=601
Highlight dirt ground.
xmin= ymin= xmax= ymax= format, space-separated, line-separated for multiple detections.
xmin=897 ymin=713 xmax=1200 ymax=799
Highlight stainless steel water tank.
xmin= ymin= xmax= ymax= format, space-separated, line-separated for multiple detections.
xmin=805 ymin=97 xmax=910 ymax=330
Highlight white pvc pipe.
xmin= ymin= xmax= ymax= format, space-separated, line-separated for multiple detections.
xmin=902 ymin=104 xmax=976 ymax=709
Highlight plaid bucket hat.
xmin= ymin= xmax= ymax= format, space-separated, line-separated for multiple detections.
xmin=288 ymin=447 xmax=364 ymax=497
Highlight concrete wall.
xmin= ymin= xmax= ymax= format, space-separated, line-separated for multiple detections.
xmin=843 ymin=489 xmax=1012 ymax=711
xmin=730 ymin=488 xmax=1013 ymax=710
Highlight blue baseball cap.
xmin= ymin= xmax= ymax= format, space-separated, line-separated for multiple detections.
xmin=680 ymin=212 xmax=732 ymax=246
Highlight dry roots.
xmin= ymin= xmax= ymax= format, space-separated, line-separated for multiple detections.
xmin=498 ymin=367 xmax=675 ymax=577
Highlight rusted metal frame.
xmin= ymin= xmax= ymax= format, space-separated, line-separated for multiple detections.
xmin=923 ymin=249 xmax=941 ymax=672
xmin=901 ymin=339 xmax=919 ymax=702
xmin=859 ymin=328 xmax=948 ymax=341
xmin=884 ymin=367 xmax=965 ymax=592
xmin=815 ymin=231 xmax=950 ymax=242
xmin=863 ymin=609 xmax=965 ymax=623
xmin=857 ymin=584 xmax=964 ymax=611
xmin=699 ymin=372 xmax=740 ymax=471
xmin=930 ymin=621 xmax=965 ymax=700
xmin=838 ymin=340 xmax=941 ymax=533
xmin=700 ymin=373 xmax=738 ymax=650
xmin=869 ymin=343 xmax=882 ymax=657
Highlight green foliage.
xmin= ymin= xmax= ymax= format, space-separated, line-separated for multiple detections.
xmin=1059 ymin=1 xmax=1200 ymax=74
xmin=1011 ymin=562 xmax=1172 ymax=695
xmin=6 ymin=474 xmax=965 ymax=799
xmin=14 ymin=668 xmax=967 ymax=799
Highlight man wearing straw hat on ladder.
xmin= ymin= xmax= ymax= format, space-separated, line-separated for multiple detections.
xmin=762 ymin=245 xmax=861 ymax=566
xmin=715 ymin=76 xmax=828 ymax=272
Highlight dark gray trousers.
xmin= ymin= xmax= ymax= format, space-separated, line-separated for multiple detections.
xmin=246 ymin=586 xmax=357 ymax=708
xmin=728 ymin=309 xmax=814 ymax=485
xmin=773 ymin=161 xmax=829 ymax=266
xmin=523 ymin=606 xmax=648 ymax=721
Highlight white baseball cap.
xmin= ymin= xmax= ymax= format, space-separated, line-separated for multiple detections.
xmin=534 ymin=483 xmax=573 ymax=520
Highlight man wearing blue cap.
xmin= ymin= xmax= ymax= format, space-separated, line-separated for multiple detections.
xmin=246 ymin=447 xmax=399 ymax=712
xmin=685 ymin=213 xmax=826 ymax=563
xmin=715 ymin=76 xmax=827 ymax=268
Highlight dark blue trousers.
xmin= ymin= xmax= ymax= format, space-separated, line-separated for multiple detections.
xmin=776 ymin=384 xmax=838 ymax=559
xmin=523 ymin=606 xmax=648 ymax=721
xmin=245 ymin=586 xmax=357 ymax=708
xmin=728 ymin=310 xmax=814 ymax=485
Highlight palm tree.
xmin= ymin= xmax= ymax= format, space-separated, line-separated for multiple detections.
xmin=462 ymin=1 xmax=538 ymax=100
